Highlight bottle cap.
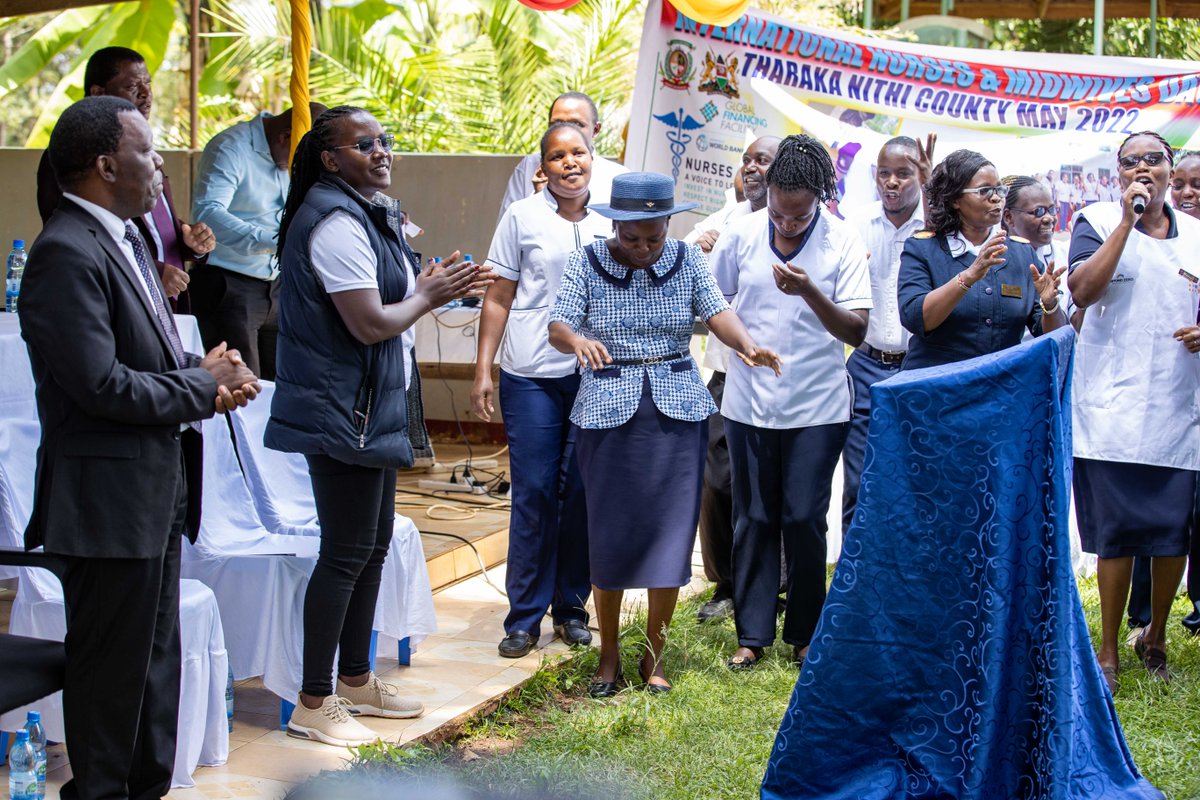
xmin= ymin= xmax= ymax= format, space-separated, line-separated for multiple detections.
xmin=26 ymin=710 xmax=40 ymax=723
xmin=464 ymin=254 xmax=473 ymax=262
xmin=14 ymin=239 xmax=24 ymax=249
xmin=14 ymin=729 xmax=28 ymax=742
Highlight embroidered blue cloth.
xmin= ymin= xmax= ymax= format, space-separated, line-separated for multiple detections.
xmin=762 ymin=327 xmax=1162 ymax=800
xmin=551 ymin=239 xmax=728 ymax=429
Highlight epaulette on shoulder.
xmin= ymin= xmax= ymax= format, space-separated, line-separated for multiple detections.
xmin=912 ymin=230 xmax=935 ymax=239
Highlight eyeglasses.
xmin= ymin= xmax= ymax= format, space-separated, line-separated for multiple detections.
xmin=1118 ymin=151 xmax=1167 ymax=170
xmin=1013 ymin=205 xmax=1056 ymax=219
xmin=960 ymin=185 xmax=1009 ymax=200
xmin=329 ymin=133 xmax=396 ymax=155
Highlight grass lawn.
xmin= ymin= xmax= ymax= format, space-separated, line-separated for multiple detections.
xmin=297 ymin=578 xmax=1200 ymax=799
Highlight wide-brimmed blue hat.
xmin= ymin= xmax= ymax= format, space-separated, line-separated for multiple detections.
xmin=589 ymin=172 xmax=699 ymax=220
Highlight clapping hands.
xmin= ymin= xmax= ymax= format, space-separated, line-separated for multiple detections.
xmin=201 ymin=342 xmax=261 ymax=413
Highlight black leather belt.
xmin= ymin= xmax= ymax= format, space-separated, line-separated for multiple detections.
xmin=858 ymin=344 xmax=906 ymax=366
xmin=612 ymin=351 xmax=686 ymax=366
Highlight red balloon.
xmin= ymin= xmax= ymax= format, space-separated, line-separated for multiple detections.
xmin=517 ymin=0 xmax=583 ymax=9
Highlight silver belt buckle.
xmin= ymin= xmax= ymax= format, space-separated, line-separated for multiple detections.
xmin=643 ymin=355 xmax=664 ymax=365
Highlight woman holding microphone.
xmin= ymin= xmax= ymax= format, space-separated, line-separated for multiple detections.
xmin=472 ymin=122 xmax=612 ymax=659
xmin=1068 ymin=131 xmax=1200 ymax=691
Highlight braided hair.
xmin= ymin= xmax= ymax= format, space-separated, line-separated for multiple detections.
xmin=923 ymin=149 xmax=992 ymax=238
xmin=1118 ymin=130 xmax=1174 ymax=164
xmin=764 ymin=134 xmax=838 ymax=203
xmin=277 ymin=105 xmax=364 ymax=260
xmin=1002 ymin=175 xmax=1040 ymax=213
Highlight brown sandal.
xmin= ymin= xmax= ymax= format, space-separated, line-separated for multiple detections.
xmin=1134 ymin=633 xmax=1171 ymax=682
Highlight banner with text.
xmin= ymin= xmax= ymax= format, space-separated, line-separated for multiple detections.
xmin=626 ymin=0 xmax=1200 ymax=221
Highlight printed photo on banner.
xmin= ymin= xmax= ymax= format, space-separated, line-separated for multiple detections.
xmin=626 ymin=0 xmax=1200 ymax=233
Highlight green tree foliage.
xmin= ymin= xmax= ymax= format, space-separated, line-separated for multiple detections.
xmin=991 ymin=17 xmax=1200 ymax=60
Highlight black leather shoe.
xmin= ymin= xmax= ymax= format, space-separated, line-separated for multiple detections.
xmin=553 ymin=619 xmax=593 ymax=647
xmin=1182 ymin=605 xmax=1200 ymax=636
xmin=696 ymin=597 xmax=734 ymax=623
xmin=498 ymin=630 xmax=538 ymax=658
xmin=588 ymin=670 xmax=623 ymax=698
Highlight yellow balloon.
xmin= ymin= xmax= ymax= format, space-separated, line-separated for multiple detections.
xmin=668 ymin=0 xmax=752 ymax=28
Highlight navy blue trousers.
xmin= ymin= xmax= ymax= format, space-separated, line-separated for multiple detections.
xmin=841 ymin=349 xmax=902 ymax=535
xmin=726 ymin=419 xmax=846 ymax=648
xmin=498 ymin=370 xmax=590 ymax=637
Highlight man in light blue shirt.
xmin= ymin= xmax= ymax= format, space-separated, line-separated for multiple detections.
xmin=191 ymin=103 xmax=325 ymax=379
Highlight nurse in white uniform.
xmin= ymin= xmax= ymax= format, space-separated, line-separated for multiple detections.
xmin=471 ymin=122 xmax=613 ymax=659
xmin=710 ymin=134 xmax=872 ymax=670
xmin=1067 ymin=130 xmax=1200 ymax=692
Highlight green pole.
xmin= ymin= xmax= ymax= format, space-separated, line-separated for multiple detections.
xmin=900 ymin=0 xmax=910 ymax=20
xmin=864 ymin=0 xmax=873 ymax=29
xmin=1150 ymin=0 xmax=1158 ymax=57
xmin=1093 ymin=0 xmax=1104 ymax=56
xmin=941 ymin=0 xmax=950 ymax=14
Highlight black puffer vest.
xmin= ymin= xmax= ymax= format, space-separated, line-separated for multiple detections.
xmin=265 ymin=176 xmax=415 ymax=468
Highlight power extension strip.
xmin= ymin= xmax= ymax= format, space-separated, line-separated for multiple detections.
xmin=425 ymin=458 xmax=499 ymax=472
xmin=417 ymin=479 xmax=488 ymax=495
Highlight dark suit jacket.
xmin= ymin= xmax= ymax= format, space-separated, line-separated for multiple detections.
xmin=19 ymin=199 xmax=218 ymax=559
xmin=37 ymin=151 xmax=200 ymax=312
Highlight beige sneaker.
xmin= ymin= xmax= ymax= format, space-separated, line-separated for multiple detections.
xmin=337 ymin=672 xmax=425 ymax=719
xmin=287 ymin=695 xmax=380 ymax=747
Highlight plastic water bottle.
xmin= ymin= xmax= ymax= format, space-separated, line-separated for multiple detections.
xmin=24 ymin=711 xmax=46 ymax=799
xmin=6 ymin=239 xmax=27 ymax=314
xmin=7 ymin=729 xmax=38 ymax=800
xmin=460 ymin=253 xmax=480 ymax=308
xmin=226 ymin=666 xmax=235 ymax=733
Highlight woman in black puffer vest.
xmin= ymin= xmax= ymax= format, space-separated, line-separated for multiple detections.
xmin=266 ymin=106 xmax=491 ymax=747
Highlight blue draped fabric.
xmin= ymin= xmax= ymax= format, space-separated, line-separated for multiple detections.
xmin=761 ymin=327 xmax=1161 ymax=800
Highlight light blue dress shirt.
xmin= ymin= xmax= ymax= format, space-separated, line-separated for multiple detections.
xmin=192 ymin=113 xmax=290 ymax=280
xmin=550 ymin=239 xmax=729 ymax=429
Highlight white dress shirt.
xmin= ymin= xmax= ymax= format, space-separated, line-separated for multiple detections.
xmin=685 ymin=199 xmax=756 ymax=372
xmin=846 ymin=201 xmax=923 ymax=353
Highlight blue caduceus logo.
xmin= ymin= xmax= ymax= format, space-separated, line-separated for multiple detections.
xmin=653 ymin=107 xmax=709 ymax=182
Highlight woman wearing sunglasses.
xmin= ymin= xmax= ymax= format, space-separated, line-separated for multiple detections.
xmin=266 ymin=106 xmax=492 ymax=746
xmin=897 ymin=149 xmax=1066 ymax=370
xmin=1067 ymin=131 xmax=1200 ymax=692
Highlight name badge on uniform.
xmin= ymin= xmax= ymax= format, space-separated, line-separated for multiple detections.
xmin=1001 ymin=284 xmax=1022 ymax=298
xmin=1179 ymin=266 xmax=1200 ymax=294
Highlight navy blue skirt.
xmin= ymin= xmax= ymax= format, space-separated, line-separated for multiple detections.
xmin=575 ymin=380 xmax=707 ymax=590
xmin=1074 ymin=457 xmax=1195 ymax=558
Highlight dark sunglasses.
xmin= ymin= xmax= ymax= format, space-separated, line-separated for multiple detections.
xmin=1118 ymin=151 xmax=1167 ymax=170
xmin=1013 ymin=205 xmax=1056 ymax=219
xmin=330 ymin=133 xmax=396 ymax=154
xmin=960 ymin=185 xmax=1009 ymax=200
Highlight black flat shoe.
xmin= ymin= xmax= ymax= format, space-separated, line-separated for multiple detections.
xmin=1182 ymin=606 xmax=1200 ymax=636
xmin=498 ymin=630 xmax=538 ymax=658
xmin=696 ymin=597 xmax=734 ymax=623
xmin=639 ymin=657 xmax=672 ymax=694
xmin=553 ymin=619 xmax=593 ymax=647
xmin=588 ymin=670 xmax=623 ymax=698
xmin=727 ymin=646 xmax=765 ymax=671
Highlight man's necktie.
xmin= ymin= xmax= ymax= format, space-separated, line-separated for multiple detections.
xmin=149 ymin=194 xmax=184 ymax=269
xmin=124 ymin=222 xmax=186 ymax=369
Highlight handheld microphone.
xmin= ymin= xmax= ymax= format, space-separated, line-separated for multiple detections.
xmin=1132 ymin=196 xmax=1147 ymax=215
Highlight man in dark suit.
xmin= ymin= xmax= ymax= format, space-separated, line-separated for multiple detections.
xmin=20 ymin=95 xmax=259 ymax=800
xmin=35 ymin=46 xmax=215 ymax=313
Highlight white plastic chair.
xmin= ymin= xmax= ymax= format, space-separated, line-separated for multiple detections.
xmin=0 ymin=419 xmax=230 ymax=788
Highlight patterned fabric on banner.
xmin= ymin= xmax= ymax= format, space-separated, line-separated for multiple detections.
xmin=761 ymin=327 xmax=1163 ymax=800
